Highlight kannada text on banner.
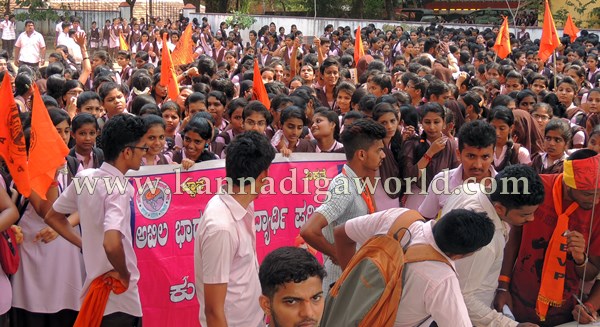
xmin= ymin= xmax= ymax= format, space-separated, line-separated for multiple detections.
xmin=128 ymin=153 xmax=346 ymax=327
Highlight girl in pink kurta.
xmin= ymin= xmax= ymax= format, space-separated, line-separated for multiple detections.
xmin=11 ymin=109 xmax=85 ymax=326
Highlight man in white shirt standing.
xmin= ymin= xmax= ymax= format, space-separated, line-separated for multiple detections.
xmin=14 ymin=20 xmax=46 ymax=69
xmin=46 ymin=114 xmax=148 ymax=326
xmin=441 ymin=165 xmax=545 ymax=327
xmin=0 ymin=14 xmax=16 ymax=60
xmin=194 ymin=131 xmax=276 ymax=327
xmin=334 ymin=208 xmax=495 ymax=327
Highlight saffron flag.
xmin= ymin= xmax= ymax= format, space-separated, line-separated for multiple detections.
xmin=29 ymin=84 xmax=69 ymax=200
xmin=564 ymin=14 xmax=580 ymax=43
xmin=0 ymin=73 xmax=30 ymax=197
xmin=160 ymin=33 xmax=180 ymax=101
xmin=119 ymin=32 xmax=129 ymax=51
xmin=538 ymin=0 xmax=561 ymax=63
xmin=354 ymin=26 xmax=365 ymax=67
xmin=493 ymin=16 xmax=512 ymax=59
xmin=252 ymin=58 xmax=271 ymax=108
xmin=172 ymin=23 xmax=194 ymax=66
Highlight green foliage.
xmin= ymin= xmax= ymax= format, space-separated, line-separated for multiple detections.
xmin=224 ymin=11 xmax=256 ymax=30
xmin=563 ymin=0 xmax=598 ymax=27
xmin=15 ymin=0 xmax=65 ymax=21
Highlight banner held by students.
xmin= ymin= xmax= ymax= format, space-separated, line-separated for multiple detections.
xmin=130 ymin=153 xmax=345 ymax=327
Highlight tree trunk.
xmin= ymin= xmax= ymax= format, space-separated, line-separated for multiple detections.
xmin=350 ymin=0 xmax=364 ymax=18
xmin=385 ymin=0 xmax=394 ymax=20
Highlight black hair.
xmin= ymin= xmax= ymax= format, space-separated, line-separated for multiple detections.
xmin=488 ymin=106 xmax=515 ymax=127
xmin=340 ymin=118 xmax=386 ymax=161
xmin=259 ymin=246 xmax=326 ymax=299
xmin=370 ymin=73 xmax=393 ymax=94
xmin=71 ymin=113 xmax=99 ymax=132
xmin=48 ymin=108 xmax=70 ymax=126
xmin=98 ymin=82 xmax=125 ymax=103
xmin=14 ymin=73 xmax=32 ymax=97
xmin=568 ymin=148 xmax=599 ymax=160
xmin=181 ymin=115 xmax=213 ymax=142
xmin=490 ymin=164 xmax=545 ymax=211
xmin=313 ymin=107 xmax=341 ymax=141
xmin=161 ymin=100 xmax=182 ymax=117
xmin=186 ymin=92 xmax=207 ymax=108
xmin=139 ymin=103 xmax=161 ymax=116
xmin=243 ymin=100 xmax=273 ymax=125
xmin=280 ymin=106 xmax=307 ymax=126
xmin=206 ymin=90 xmax=227 ymax=107
xmin=76 ymin=91 xmax=101 ymax=110
xmin=457 ymin=120 xmax=497 ymax=152
xmin=99 ymin=114 xmax=146 ymax=162
xmin=225 ymin=131 xmax=276 ymax=187
xmin=131 ymin=95 xmax=157 ymax=116
xmin=227 ymin=98 xmax=248 ymax=118
xmin=434 ymin=209 xmax=494 ymax=255
xmin=143 ymin=114 xmax=166 ymax=130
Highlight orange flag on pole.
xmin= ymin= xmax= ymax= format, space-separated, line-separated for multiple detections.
xmin=160 ymin=33 xmax=180 ymax=101
xmin=493 ymin=16 xmax=512 ymax=59
xmin=538 ymin=0 xmax=561 ymax=63
xmin=172 ymin=23 xmax=194 ymax=66
xmin=0 ymin=73 xmax=30 ymax=197
xmin=29 ymin=84 xmax=69 ymax=200
xmin=354 ymin=26 xmax=365 ymax=67
xmin=252 ymin=58 xmax=271 ymax=109
xmin=119 ymin=32 xmax=129 ymax=51
xmin=564 ymin=14 xmax=580 ymax=43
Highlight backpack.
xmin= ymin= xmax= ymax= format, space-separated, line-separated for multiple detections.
xmin=320 ymin=210 xmax=452 ymax=327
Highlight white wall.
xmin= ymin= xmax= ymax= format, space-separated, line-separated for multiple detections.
xmin=189 ymin=12 xmax=600 ymax=42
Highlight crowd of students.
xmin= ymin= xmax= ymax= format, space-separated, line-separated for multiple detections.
xmin=0 ymin=12 xmax=599 ymax=327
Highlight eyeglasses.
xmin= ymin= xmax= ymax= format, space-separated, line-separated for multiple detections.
xmin=127 ymin=146 xmax=149 ymax=152
xmin=532 ymin=113 xmax=550 ymax=121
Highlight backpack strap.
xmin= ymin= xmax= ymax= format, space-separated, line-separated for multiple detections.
xmin=404 ymin=244 xmax=454 ymax=272
xmin=387 ymin=209 xmax=425 ymax=243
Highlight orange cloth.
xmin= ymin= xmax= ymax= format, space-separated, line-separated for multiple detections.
xmin=342 ymin=167 xmax=376 ymax=214
xmin=0 ymin=73 xmax=30 ymax=197
xmin=160 ymin=33 xmax=180 ymax=101
xmin=563 ymin=154 xmax=600 ymax=190
xmin=29 ymin=84 xmax=69 ymax=200
xmin=493 ymin=16 xmax=512 ymax=59
xmin=354 ymin=26 xmax=365 ymax=67
xmin=252 ymin=58 xmax=271 ymax=109
xmin=74 ymin=274 xmax=127 ymax=327
xmin=119 ymin=33 xmax=129 ymax=51
xmin=536 ymin=174 xmax=579 ymax=321
xmin=172 ymin=23 xmax=194 ymax=66
xmin=564 ymin=14 xmax=580 ymax=43
xmin=538 ymin=0 xmax=561 ymax=63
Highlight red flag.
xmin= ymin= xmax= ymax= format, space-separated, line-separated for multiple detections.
xmin=252 ymin=58 xmax=271 ymax=109
xmin=538 ymin=0 xmax=561 ymax=63
xmin=172 ymin=23 xmax=194 ymax=66
xmin=0 ymin=73 xmax=30 ymax=197
xmin=493 ymin=16 xmax=512 ymax=59
xmin=29 ymin=84 xmax=69 ymax=200
xmin=354 ymin=26 xmax=365 ymax=67
xmin=160 ymin=33 xmax=180 ymax=101
xmin=564 ymin=14 xmax=580 ymax=43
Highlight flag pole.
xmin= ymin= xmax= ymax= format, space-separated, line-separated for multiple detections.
xmin=553 ymin=50 xmax=558 ymax=90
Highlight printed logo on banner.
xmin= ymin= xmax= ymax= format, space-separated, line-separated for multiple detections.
xmin=136 ymin=180 xmax=172 ymax=219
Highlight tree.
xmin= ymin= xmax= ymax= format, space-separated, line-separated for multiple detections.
xmin=14 ymin=0 xmax=63 ymax=21
xmin=125 ymin=0 xmax=136 ymax=19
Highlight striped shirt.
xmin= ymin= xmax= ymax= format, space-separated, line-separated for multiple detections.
xmin=315 ymin=164 xmax=369 ymax=292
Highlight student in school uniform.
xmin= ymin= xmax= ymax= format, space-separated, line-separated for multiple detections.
xmin=46 ymin=114 xmax=148 ymax=326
